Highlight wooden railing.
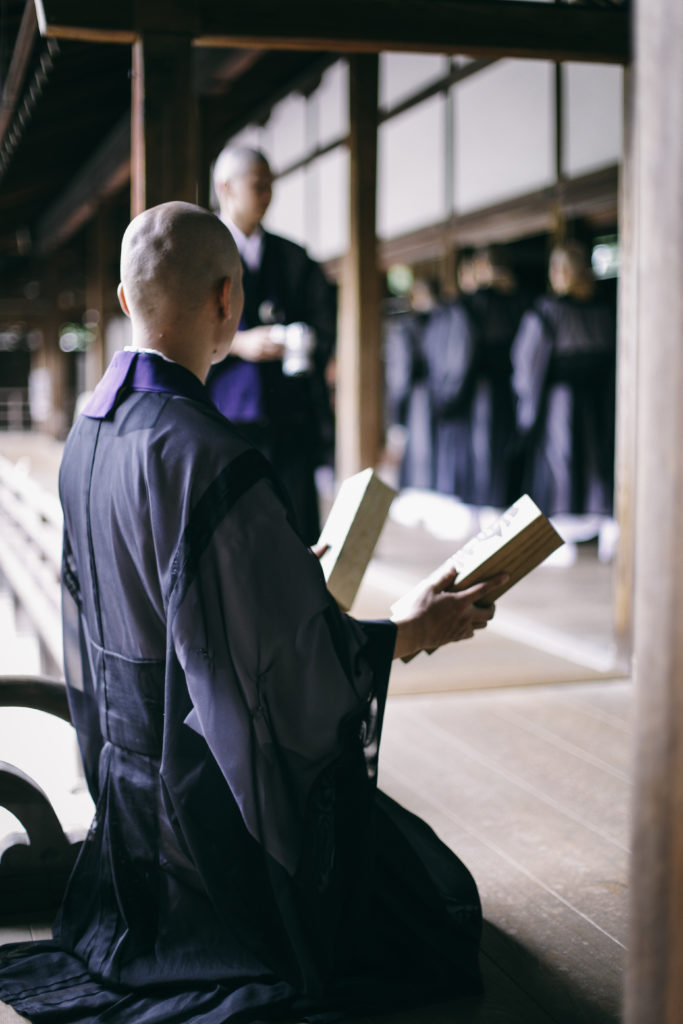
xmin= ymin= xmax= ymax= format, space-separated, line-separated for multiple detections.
xmin=0 ymin=675 xmax=79 ymax=921
xmin=0 ymin=388 xmax=31 ymax=430
xmin=0 ymin=452 xmax=63 ymax=672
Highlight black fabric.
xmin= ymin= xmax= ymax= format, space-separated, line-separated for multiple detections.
xmin=465 ymin=287 xmax=528 ymax=508
xmin=206 ymin=231 xmax=336 ymax=543
xmin=382 ymin=309 xmax=433 ymax=489
xmin=0 ymin=370 xmax=483 ymax=1022
xmin=422 ymin=301 xmax=477 ymax=500
xmin=511 ymin=294 xmax=616 ymax=516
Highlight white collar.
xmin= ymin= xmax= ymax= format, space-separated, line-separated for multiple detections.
xmin=222 ymin=216 xmax=264 ymax=272
xmin=124 ymin=346 xmax=175 ymax=363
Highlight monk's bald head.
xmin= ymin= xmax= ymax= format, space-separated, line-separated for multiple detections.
xmin=120 ymin=201 xmax=241 ymax=323
xmin=213 ymin=146 xmax=269 ymax=193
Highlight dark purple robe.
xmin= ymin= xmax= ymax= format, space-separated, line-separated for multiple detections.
xmin=206 ymin=231 xmax=336 ymax=544
xmin=422 ymin=301 xmax=477 ymax=501
xmin=511 ymin=294 xmax=616 ymax=516
xmin=0 ymin=352 xmax=482 ymax=1023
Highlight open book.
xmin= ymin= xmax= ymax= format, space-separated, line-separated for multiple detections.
xmin=394 ymin=493 xmax=564 ymax=660
xmin=318 ymin=468 xmax=397 ymax=611
xmin=446 ymin=493 xmax=564 ymax=603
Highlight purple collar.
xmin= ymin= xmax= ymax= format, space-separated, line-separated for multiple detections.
xmin=81 ymin=350 xmax=211 ymax=420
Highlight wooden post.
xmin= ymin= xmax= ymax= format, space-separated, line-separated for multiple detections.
xmin=625 ymin=1 xmax=683 ymax=1021
xmin=40 ymin=261 xmax=69 ymax=439
xmin=613 ymin=66 xmax=637 ymax=669
xmin=336 ymin=54 xmax=381 ymax=481
xmin=130 ymin=33 xmax=198 ymax=216
xmin=84 ymin=204 xmax=112 ymax=390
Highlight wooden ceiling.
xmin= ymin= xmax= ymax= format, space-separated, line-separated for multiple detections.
xmin=0 ymin=0 xmax=630 ymax=276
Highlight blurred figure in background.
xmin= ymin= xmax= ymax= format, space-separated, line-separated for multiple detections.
xmin=382 ymin=274 xmax=439 ymax=489
xmin=423 ymin=253 xmax=478 ymax=500
xmin=511 ymin=240 xmax=616 ymax=517
xmin=466 ymin=246 xmax=528 ymax=508
xmin=207 ymin=146 xmax=335 ymax=543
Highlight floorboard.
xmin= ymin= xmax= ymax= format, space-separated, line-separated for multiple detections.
xmin=0 ymin=681 xmax=629 ymax=1024
xmin=375 ymin=680 xmax=630 ymax=1023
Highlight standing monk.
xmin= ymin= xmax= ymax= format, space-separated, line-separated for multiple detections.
xmin=207 ymin=146 xmax=335 ymax=543
xmin=0 ymin=202 xmax=504 ymax=1024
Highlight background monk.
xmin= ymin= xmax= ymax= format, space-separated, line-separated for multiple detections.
xmin=0 ymin=201 xmax=504 ymax=1024
xmin=207 ymin=146 xmax=336 ymax=544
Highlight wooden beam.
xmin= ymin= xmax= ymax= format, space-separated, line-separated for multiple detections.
xmin=612 ymin=68 xmax=636 ymax=670
xmin=625 ymin=0 xmax=683 ymax=1020
xmin=34 ymin=0 xmax=630 ymax=63
xmin=336 ymin=55 xmax=381 ymax=480
xmin=202 ymin=52 xmax=334 ymax=167
xmin=0 ymin=1 xmax=38 ymax=143
xmin=130 ymin=33 xmax=198 ymax=215
xmin=34 ymin=115 xmax=129 ymax=254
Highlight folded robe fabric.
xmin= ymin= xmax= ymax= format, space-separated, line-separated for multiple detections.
xmin=0 ymin=352 xmax=482 ymax=1022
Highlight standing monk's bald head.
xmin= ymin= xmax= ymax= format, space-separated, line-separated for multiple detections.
xmin=120 ymin=201 xmax=242 ymax=323
xmin=213 ymin=146 xmax=269 ymax=192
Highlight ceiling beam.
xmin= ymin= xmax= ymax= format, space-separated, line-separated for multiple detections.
xmin=202 ymin=52 xmax=334 ymax=165
xmin=34 ymin=0 xmax=630 ymax=64
xmin=0 ymin=1 xmax=39 ymax=144
xmin=34 ymin=115 xmax=129 ymax=254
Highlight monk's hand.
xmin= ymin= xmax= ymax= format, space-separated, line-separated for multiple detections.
xmin=390 ymin=558 xmax=507 ymax=661
xmin=230 ymin=326 xmax=286 ymax=362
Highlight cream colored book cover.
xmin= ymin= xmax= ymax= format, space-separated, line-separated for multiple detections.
xmin=450 ymin=493 xmax=564 ymax=604
xmin=394 ymin=494 xmax=564 ymax=660
xmin=318 ymin=469 xmax=397 ymax=611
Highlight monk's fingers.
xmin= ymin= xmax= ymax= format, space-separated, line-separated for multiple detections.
xmin=472 ymin=601 xmax=496 ymax=625
xmin=454 ymin=573 xmax=508 ymax=601
xmin=426 ymin=557 xmax=459 ymax=592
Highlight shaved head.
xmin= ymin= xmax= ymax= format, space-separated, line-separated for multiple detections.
xmin=213 ymin=146 xmax=270 ymax=192
xmin=120 ymin=201 xmax=242 ymax=322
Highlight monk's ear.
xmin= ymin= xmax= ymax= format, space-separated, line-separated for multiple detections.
xmin=218 ymin=276 xmax=233 ymax=320
xmin=117 ymin=282 xmax=131 ymax=318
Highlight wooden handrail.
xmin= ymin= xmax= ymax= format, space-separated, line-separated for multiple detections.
xmin=0 ymin=673 xmax=79 ymax=921
xmin=0 ymin=453 xmax=63 ymax=671
xmin=0 ymin=675 xmax=70 ymax=722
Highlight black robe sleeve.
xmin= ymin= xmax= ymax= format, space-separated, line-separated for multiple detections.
xmin=166 ymin=462 xmax=395 ymax=879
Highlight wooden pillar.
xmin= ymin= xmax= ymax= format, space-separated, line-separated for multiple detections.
xmin=336 ymin=54 xmax=381 ymax=481
xmin=197 ymin=96 xmax=214 ymax=212
xmin=41 ymin=261 xmax=69 ymax=439
xmin=84 ymin=204 xmax=112 ymax=390
xmin=613 ymin=66 xmax=637 ymax=668
xmin=625 ymin=1 xmax=683 ymax=1021
xmin=130 ymin=33 xmax=198 ymax=216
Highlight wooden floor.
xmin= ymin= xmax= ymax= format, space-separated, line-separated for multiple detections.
xmin=361 ymin=678 xmax=630 ymax=1024
xmin=1 ymin=678 xmax=630 ymax=1024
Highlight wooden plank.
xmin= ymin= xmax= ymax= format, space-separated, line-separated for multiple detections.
xmin=553 ymin=680 xmax=632 ymax=726
xmin=412 ymin=691 xmax=631 ymax=844
xmin=380 ymin=694 xmax=630 ymax=942
xmin=34 ymin=115 xmax=129 ymax=255
xmin=625 ymin=0 xmax=683 ymax=1020
xmin=336 ymin=55 xmax=381 ymax=480
xmin=613 ymin=67 xmax=636 ymax=671
xmin=0 ymin=1 xmax=38 ymax=144
xmin=34 ymin=0 xmax=630 ymax=63
xmin=381 ymin=764 xmax=624 ymax=1024
xmin=130 ymin=33 xmax=198 ymax=215
xmin=202 ymin=52 xmax=333 ymax=167
xmin=378 ymin=687 xmax=628 ymax=1023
